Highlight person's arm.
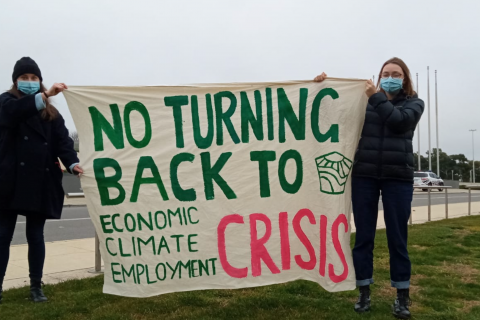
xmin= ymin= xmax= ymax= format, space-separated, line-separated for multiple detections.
xmin=368 ymin=92 xmax=424 ymax=133
xmin=54 ymin=114 xmax=80 ymax=174
xmin=34 ymin=93 xmax=47 ymax=111
xmin=0 ymin=83 xmax=67 ymax=128
xmin=0 ymin=93 xmax=39 ymax=127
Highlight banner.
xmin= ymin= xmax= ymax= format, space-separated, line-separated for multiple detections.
xmin=64 ymin=79 xmax=367 ymax=297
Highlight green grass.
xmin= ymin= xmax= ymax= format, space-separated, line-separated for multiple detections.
xmin=2 ymin=216 xmax=480 ymax=320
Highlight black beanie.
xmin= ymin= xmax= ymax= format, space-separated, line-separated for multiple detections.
xmin=12 ymin=57 xmax=42 ymax=83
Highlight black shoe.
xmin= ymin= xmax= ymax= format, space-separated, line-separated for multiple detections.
xmin=0 ymin=289 xmax=3 ymax=304
xmin=393 ymin=289 xmax=411 ymax=319
xmin=354 ymin=285 xmax=371 ymax=313
xmin=30 ymin=281 xmax=48 ymax=303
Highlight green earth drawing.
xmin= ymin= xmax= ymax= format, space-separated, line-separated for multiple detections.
xmin=315 ymin=152 xmax=352 ymax=195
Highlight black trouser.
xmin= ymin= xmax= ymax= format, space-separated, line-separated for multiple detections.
xmin=352 ymin=176 xmax=412 ymax=289
xmin=0 ymin=213 xmax=46 ymax=288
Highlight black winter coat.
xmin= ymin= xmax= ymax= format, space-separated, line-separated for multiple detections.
xmin=352 ymin=90 xmax=424 ymax=182
xmin=0 ymin=92 xmax=79 ymax=219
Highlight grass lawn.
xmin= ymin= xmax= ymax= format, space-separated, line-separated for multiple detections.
xmin=1 ymin=216 xmax=480 ymax=320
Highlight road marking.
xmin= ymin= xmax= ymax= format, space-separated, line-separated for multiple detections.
xmin=17 ymin=217 xmax=91 ymax=224
xmin=412 ymin=195 xmax=480 ymax=200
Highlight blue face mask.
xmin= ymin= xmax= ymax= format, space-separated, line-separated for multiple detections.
xmin=17 ymin=81 xmax=41 ymax=95
xmin=380 ymin=77 xmax=403 ymax=94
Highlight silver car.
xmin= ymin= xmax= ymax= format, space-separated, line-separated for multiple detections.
xmin=414 ymin=171 xmax=445 ymax=192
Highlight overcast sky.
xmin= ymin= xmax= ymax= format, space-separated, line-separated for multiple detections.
xmin=1 ymin=0 xmax=479 ymax=160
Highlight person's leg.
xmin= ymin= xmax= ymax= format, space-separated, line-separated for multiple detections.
xmin=25 ymin=215 xmax=48 ymax=302
xmin=352 ymin=176 xmax=381 ymax=286
xmin=381 ymin=179 xmax=412 ymax=288
xmin=381 ymin=179 xmax=413 ymax=319
xmin=0 ymin=213 xmax=18 ymax=303
xmin=352 ymin=176 xmax=380 ymax=312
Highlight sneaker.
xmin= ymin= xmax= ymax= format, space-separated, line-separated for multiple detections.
xmin=354 ymin=285 xmax=371 ymax=313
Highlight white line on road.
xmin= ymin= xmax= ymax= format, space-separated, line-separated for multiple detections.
xmin=412 ymin=195 xmax=480 ymax=200
xmin=16 ymin=217 xmax=91 ymax=224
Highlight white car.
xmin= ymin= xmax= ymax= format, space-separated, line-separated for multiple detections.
xmin=414 ymin=171 xmax=445 ymax=191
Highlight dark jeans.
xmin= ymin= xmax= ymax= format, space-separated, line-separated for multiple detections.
xmin=352 ymin=176 xmax=412 ymax=289
xmin=0 ymin=213 xmax=46 ymax=287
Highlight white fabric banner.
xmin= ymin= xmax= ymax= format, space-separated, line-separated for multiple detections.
xmin=64 ymin=79 xmax=367 ymax=297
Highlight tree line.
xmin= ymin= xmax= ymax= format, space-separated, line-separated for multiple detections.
xmin=414 ymin=148 xmax=479 ymax=182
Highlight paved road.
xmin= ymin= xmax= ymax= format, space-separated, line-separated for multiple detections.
xmin=12 ymin=207 xmax=93 ymax=245
xmin=384 ymin=191 xmax=480 ymax=210
xmin=11 ymin=193 xmax=480 ymax=245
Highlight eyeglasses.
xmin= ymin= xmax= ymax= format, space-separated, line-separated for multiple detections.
xmin=382 ymin=73 xmax=403 ymax=79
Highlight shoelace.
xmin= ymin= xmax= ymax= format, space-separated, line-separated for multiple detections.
xmin=358 ymin=291 xmax=370 ymax=304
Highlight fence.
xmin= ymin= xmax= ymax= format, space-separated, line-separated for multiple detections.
xmin=412 ymin=186 xmax=451 ymax=224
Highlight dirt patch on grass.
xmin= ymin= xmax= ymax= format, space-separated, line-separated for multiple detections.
xmin=218 ymin=298 xmax=231 ymax=308
xmin=411 ymin=245 xmax=429 ymax=250
xmin=453 ymin=228 xmax=472 ymax=238
xmin=438 ymin=262 xmax=480 ymax=283
xmin=411 ymin=274 xmax=427 ymax=281
xmin=375 ymin=256 xmax=390 ymax=269
xmin=375 ymin=283 xmax=393 ymax=298
xmin=460 ymin=300 xmax=480 ymax=312
xmin=409 ymin=284 xmax=421 ymax=296
xmin=466 ymin=226 xmax=480 ymax=232
xmin=410 ymin=274 xmax=427 ymax=291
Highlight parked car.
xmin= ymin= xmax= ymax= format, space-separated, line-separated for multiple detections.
xmin=414 ymin=171 xmax=444 ymax=191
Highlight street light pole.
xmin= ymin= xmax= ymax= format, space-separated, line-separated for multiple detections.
xmin=470 ymin=129 xmax=477 ymax=183
xmin=435 ymin=70 xmax=440 ymax=176
xmin=417 ymin=73 xmax=421 ymax=170
xmin=427 ymin=66 xmax=432 ymax=170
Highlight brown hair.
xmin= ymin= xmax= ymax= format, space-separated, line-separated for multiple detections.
xmin=8 ymin=83 xmax=59 ymax=121
xmin=376 ymin=57 xmax=416 ymax=96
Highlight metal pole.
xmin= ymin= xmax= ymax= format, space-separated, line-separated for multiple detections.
xmin=468 ymin=188 xmax=472 ymax=216
xmin=95 ymin=231 xmax=101 ymax=272
xmin=417 ymin=73 xmax=421 ymax=170
xmin=470 ymin=129 xmax=476 ymax=183
xmin=445 ymin=188 xmax=448 ymax=219
xmin=427 ymin=66 xmax=431 ymax=170
xmin=435 ymin=70 xmax=440 ymax=176
xmin=428 ymin=187 xmax=431 ymax=221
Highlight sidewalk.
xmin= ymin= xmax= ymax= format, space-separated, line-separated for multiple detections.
xmin=4 ymin=238 xmax=102 ymax=290
xmin=63 ymin=196 xmax=87 ymax=206
xmin=4 ymin=194 xmax=480 ymax=290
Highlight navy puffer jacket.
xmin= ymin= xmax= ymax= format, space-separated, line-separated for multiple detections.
xmin=352 ymin=90 xmax=424 ymax=182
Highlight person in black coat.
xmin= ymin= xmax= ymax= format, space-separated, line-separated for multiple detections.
xmin=0 ymin=57 xmax=82 ymax=303
xmin=315 ymin=57 xmax=424 ymax=319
